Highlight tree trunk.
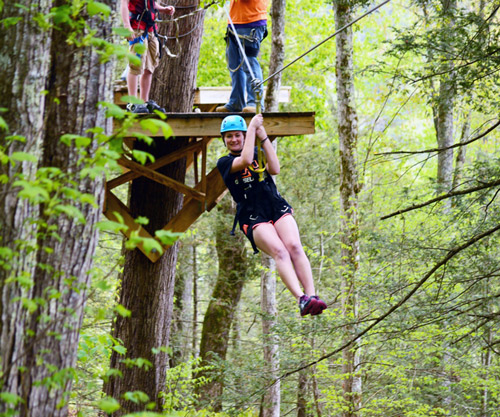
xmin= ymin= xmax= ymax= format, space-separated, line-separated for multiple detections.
xmin=264 ymin=0 xmax=286 ymax=111
xmin=1 ymin=0 xmax=113 ymax=415
xmin=436 ymin=0 xmax=457 ymax=194
xmin=297 ymin=369 xmax=308 ymax=417
xmin=452 ymin=110 xmax=471 ymax=190
xmin=261 ymin=2 xmax=286 ymax=413
xmin=104 ymin=1 xmax=206 ymax=412
xmin=195 ymin=196 xmax=248 ymax=411
xmin=0 ymin=0 xmax=52 ymax=411
xmin=192 ymin=243 xmax=199 ymax=356
xmin=333 ymin=2 xmax=362 ymax=417
xmin=261 ymin=254 xmax=280 ymax=417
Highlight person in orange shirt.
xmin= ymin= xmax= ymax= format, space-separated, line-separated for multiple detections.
xmin=216 ymin=0 xmax=268 ymax=113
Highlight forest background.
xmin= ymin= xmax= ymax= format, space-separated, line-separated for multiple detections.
xmin=0 ymin=0 xmax=499 ymax=416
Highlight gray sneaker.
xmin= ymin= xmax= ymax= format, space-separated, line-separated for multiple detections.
xmin=146 ymin=100 xmax=166 ymax=113
xmin=126 ymin=103 xmax=150 ymax=114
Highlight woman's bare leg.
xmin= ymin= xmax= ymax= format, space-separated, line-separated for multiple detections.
xmin=253 ymin=223 xmax=304 ymax=300
xmin=274 ymin=215 xmax=316 ymax=296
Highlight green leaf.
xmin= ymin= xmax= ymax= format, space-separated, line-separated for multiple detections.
xmin=115 ymin=304 xmax=131 ymax=318
xmin=87 ymin=1 xmax=111 ymax=17
xmin=134 ymin=216 xmax=149 ymax=226
xmin=0 ymin=391 xmax=24 ymax=406
xmin=95 ymin=219 xmax=128 ymax=234
xmin=121 ymin=95 xmax=144 ymax=105
xmin=10 ymin=152 xmax=37 ymax=163
xmin=97 ymin=396 xmax=120 ymax=413
xmin=139 ymin=119 xmax=172 ymax=138
xmin=155 ymin=230 xmax=183 ymax=246
xmin=113 ymin=27 xmax=134 ymax=37
xmin=100 ymin=102 xmax=127 ymax=119
xmin=1 ymin=16 xmax=22 ymax=28
xmin=132 ymin=150 xmax=154 ymax=165
xmin=133 ymin=43 xmax=146 ymax=56
xmin=112 ymin=344 xmax=127 ymax=355
xmin=141 ymin=238 xmax=164 ymax=256
xmin=54 ymin=204 xmax=86 ymax=224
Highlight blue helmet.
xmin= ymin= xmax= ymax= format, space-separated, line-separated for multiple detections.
xmin=220 ymin=115 xmax=247 ymax=134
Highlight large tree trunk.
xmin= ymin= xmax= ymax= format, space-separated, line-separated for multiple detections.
xmin=195 ymin=196 xmax=248 ymax=411
xmin=333 ymin=2 xmax=362 ymax=417
xmin=104 ymin=1 xmax=206 ymax=413
xmin=0 ymin=0 xmax=52 ymax=410
xmin=0 ymin=0 xmax=113 ymax=415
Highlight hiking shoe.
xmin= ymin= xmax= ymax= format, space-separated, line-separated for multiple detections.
xmin=126 ymin=103 xmax=150 ymax=114
xmin=242 ymin=106 xmax=256 ymax=113
xmin=147 ymin=99 xmax=166 ymax=114
xmin=215 ymin=105 xmax=231 ymax=112
xmin=309 ymin=295 xmax=327 ymax=316
xmin=299 ymin=294 xmax=316 ymax=317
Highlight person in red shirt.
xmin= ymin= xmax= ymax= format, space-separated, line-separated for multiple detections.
xmin=120 ymin=0 xmax=174 ymax=113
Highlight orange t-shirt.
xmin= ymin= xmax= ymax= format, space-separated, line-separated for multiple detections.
xmin=229 ymin=0 xmax=268 ymax=24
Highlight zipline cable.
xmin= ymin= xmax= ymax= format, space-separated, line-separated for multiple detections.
xmin=259 ymin=0 xmax=392 ymax=87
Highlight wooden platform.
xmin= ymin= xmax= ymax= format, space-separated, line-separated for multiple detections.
xmin=114 ymin=84 xmax=292 ymax=112
xmin=105 ymin=107 xmax=315 ymax=262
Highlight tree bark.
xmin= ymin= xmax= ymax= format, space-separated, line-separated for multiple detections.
xmin=264 ymin=0 xmax=286 ymax=111
xmin=195 ymin=196 xmax=248 ymax=411
xmin=333 ymin=2 xmax=362 ymax=417
xmin=261 ymin=2 xmax=286 ymax=413
xmin=296 ymin=369 xmax=308 ymax=417
xmin=1 ymin=0 xmax=113 ymax=415
xmin=0 ymin=0 xmax=52 ymax=410
xmin=261 ymin=254 xmax=280 ymax=417
xmin=435 ymin=0 xmax=457 ymax=194
xmin=104 ymin=1 xmax=206 ymax=412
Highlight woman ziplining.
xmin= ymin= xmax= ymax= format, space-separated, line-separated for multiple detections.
xmin=217 ymin=114 xmax=328 ymax=316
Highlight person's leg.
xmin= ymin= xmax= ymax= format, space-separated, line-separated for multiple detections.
xmin=141 ymin=33 xmax=159 ymax=103
xmin=127 ymin=72 xmax=139 ymax=98
xmin=140 ymin=69 xmax=152 ymax=102
xmin=274 ymin=215 xmax=316 ymax=296
xmin=252 ymin=223 xmax=304 ymax=300
xmin=225 ymin=32 xmax=246 ymax=111
xmin=243 ymin=26 xmax=265 ymax=110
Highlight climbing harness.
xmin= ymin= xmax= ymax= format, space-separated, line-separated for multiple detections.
xmin=129 ymin=0 xmax=169 ymax=58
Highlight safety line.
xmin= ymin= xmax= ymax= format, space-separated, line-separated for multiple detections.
xmin=222 ymin=3 xmax=257 ymax=81
xmin=260 ymin=0 xmax=392 ymax=86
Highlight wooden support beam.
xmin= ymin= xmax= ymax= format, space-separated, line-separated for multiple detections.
xmin=103 ymin=190 xmax=161 ymax=263
xmin=114 ymin=112 xmax=315 ymax=138
xmin=107 ymin=139 xmax=207 ymax=190
xmin=117 ymin=157 xmax=206 ymax=201
xmin=162 ymin=166 xmax=227 ymax=234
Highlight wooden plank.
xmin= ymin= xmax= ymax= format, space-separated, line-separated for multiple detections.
xmin=107 ymin=140 xmax=205 ymax=190
xmin=114 ymin=112 xmax=315 ymax=138
xmin=103 ymin=190 xmax=160 ymax=263
xmin=162 ymin=167 xmax=227 ymax=234
xmin=117 ymin=157 xmax=206 ymax=201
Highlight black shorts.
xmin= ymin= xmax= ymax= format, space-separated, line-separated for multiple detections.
xmin=238 ymin=196 xmax=293 ymax=253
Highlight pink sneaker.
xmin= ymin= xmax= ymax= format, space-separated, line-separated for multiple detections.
xmin=309 ymin=296 xmax=327 ymax=316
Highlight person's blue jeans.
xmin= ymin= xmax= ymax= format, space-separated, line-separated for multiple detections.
xmin=225 ymin=25 xmax=266 ymax=112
